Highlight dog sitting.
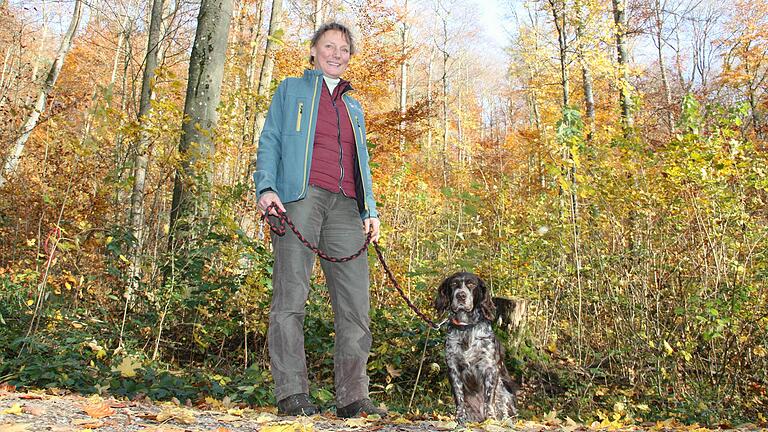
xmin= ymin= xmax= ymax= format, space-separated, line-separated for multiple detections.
xmin=435 ymin=272 xmax=517 ymax=423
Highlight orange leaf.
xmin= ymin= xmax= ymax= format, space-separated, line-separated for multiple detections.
xmin=81 ymin=402 xmax=115 ymax=418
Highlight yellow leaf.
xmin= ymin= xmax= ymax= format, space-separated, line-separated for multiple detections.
xmin=119 ymin=254 xmax=129 ymax=263
xmin=344 ymin=417 xmax=370 ymax=427
xmin=663 ymin=340 xmax=674 ymax=355
xmin=26 ymin=299 xmax=34 ymax=307
xmin=2 ymin=403 xmax=23 ymax=415
xmin=113 ymin=356 xmax=142 ymax=378
xmin=0 ymin=423 xmax=31 ymax=432
xmin=156 ymin=407 xmax=196 ymax=424
xmin=391 ymin=416 xmax=412 ymax=424
xmin=259 ymin=421 xmax=314 ymax=432
xmin=226 ymin=407 xmax=244 ymax=416
xmin=255 ymin=412 xmax=279 ymax=423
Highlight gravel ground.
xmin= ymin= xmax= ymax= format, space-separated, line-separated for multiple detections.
xmin=2 ymin=389 xmax=766 ymax=432
xmin=0 ymin=389 xmax=506 ymax=431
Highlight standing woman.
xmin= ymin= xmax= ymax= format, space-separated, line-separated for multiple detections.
xmin=253 ymin=22 xmax=386 ymax=418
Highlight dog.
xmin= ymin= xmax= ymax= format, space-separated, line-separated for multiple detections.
xmin=435 ymin=272 xmax=517 ymax=423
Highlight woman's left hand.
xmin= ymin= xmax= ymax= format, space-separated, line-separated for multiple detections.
xmin=363 ymin=217 xmax=380 ymax=243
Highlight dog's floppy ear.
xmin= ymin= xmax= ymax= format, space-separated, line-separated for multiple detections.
xmin=477 ymin=277 xmax=496 ymax=321
xmin=435 ymin=276 xmax=452 ymax=312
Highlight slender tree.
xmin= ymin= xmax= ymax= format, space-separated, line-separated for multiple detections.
xmin=251 ymin=0 xmax=284 ymax=142
xmin=0 ymin=0 xmax=83 ymax=186
xmin=124 ymin=0 xmax=166 ymax=345
xmin=613 ymin=0 xmax=634 ymax=136
xmin=575 ymin=0 xmax=595 ymax=140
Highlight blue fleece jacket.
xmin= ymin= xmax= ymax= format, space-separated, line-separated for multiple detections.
xmin=253 ymin=69 xmax=378 ymax=220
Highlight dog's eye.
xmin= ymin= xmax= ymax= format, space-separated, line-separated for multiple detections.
xmin=466 ymin=281 xmax=476 ymax=288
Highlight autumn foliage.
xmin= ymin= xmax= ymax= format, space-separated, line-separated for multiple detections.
xmin=0 ymin=0 xmax=766 ymax=426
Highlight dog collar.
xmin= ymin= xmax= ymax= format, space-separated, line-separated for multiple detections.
xmin=449 ymin=318 xmax=476 ymax=331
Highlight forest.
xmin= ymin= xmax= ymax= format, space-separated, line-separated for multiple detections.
xmin=0 ymin=0 xmax=766 ymax=426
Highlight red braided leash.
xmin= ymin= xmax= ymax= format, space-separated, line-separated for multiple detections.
xmin=261 ymin=204 xmax=444 ymax=329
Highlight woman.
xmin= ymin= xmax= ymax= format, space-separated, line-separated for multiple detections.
xmin=253 ymin=22 xmax=385 ymax=418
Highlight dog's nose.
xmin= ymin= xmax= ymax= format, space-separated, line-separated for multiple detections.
xmin=456 ymin=291 xmax=467 ymax=301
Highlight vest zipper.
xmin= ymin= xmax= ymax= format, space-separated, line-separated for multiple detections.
xmin=331 ymin=94 xmax=348 ymax=196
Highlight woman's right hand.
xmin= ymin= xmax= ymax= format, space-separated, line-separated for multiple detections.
xmin=258 ymin=191 xmax=285 ymax=216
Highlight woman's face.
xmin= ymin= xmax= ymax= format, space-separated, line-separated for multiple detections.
xmin=311 ymin=29 xmax=351 ymax=79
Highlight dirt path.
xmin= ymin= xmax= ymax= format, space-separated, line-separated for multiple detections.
xmin=1 ymin=389 xmax=765 ymax=432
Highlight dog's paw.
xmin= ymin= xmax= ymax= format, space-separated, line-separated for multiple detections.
xmin=455 ymin=408 xmax=468 ymax=424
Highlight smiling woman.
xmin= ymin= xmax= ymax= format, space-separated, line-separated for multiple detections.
xmin=309 ymin=27 xmax=354 ymax=79
xmin=253 ymin=21 xmax=386 ymax=419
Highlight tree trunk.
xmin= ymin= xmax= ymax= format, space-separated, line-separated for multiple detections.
xmin=653 ymin=0 xmax=675 ymax=134
xmin=398 ymin=3 xmax=409 ymax=152
xmin=0 ymin=0 xmax=83 ymax=187
xmin=126 ymin=0 xmax=165 ymax=305
xmin=613 ymin=0 xmax=634 ymax=136
xmin=247 ymin=0 xmax=284 ymax=174
xmin=575 ymin=1 xmax=595 ymax=140
xmin=313 ymin=0 xmax=324 ymax=31
xmin=169 ymin=0 xmax=234 ymax=246
xmin=548 ymin=0 xmax=569 ymax=109
xmin=243 ymin=0 xmax=266 ymax=149
xmin=437 ymin=1 xmax=450 ymax=186
xmin=426 ymin=47 xmax=434 ymax=154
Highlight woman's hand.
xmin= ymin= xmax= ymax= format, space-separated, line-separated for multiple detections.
xmin=258 ymin=191 xmax=285 ymax=216
xmin=363 ymin=217 xmax=380 ymax=243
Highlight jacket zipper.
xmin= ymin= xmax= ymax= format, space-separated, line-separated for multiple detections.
xmin=300 ymin=76 xmax=320 ymax=198
xmin=296 ymin=102 xmax=303 ymax=132
xmin=343 ymin=93 xmax=370 ymax=216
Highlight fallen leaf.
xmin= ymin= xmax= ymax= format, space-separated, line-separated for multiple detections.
xmin=215 ymin=414 xmax=242 ymax=423
xmin=0 ymin=383 xmax=17 ymax=392
xmin=210 ymin=428 xmax=231 ymax=432
xmin=226 ymin=407 xmax=244 ymax=416
xmin=259 ymin=422 xmax=314 ymax=432
xmin=82 ymin=403 xmax=115 ymax=418
xmin=391 ymin=416 xmax=412 ymax=424
xmin=156 ymin=406 xmax=196 ymax=424
xmin=142 ymin=427 xmax=188 ymax=432
xmin=0 ymin=423 xmax=30 ymax=431
xmin=255 ymin=412 xmax=279 ymax=423
xmin=21 ymin=406 xmax=43 ymax=416
xmin=72 ymin=418 xmax=105 ymax=428
xmin=344 ymin=417 xmax=371 ymax=427
xmin=426 ymin=420 xmax=458 ymax=430
xmin=1 ymin=403 xmax=23 ymax=415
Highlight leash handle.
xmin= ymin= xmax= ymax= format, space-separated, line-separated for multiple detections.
xmin=261 ymin=203 xmax=371 ymax=263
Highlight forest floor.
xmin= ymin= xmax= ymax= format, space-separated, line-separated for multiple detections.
xmin=1 ymin=388 xmax=766 ymax=432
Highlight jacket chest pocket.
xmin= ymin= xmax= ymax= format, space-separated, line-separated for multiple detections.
xmin=285 ymin=97 xmax=307 ymax=136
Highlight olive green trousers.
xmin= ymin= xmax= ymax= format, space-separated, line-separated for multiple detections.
xmin=268 ymin=186 xmax=372 ymax=408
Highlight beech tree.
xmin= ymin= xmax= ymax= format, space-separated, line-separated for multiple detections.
xmin=169 ymin=0 xmax=235 ymax=245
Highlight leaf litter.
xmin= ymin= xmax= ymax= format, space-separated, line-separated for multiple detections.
xmin=0 ymin=389 xmax=765 ymax=431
